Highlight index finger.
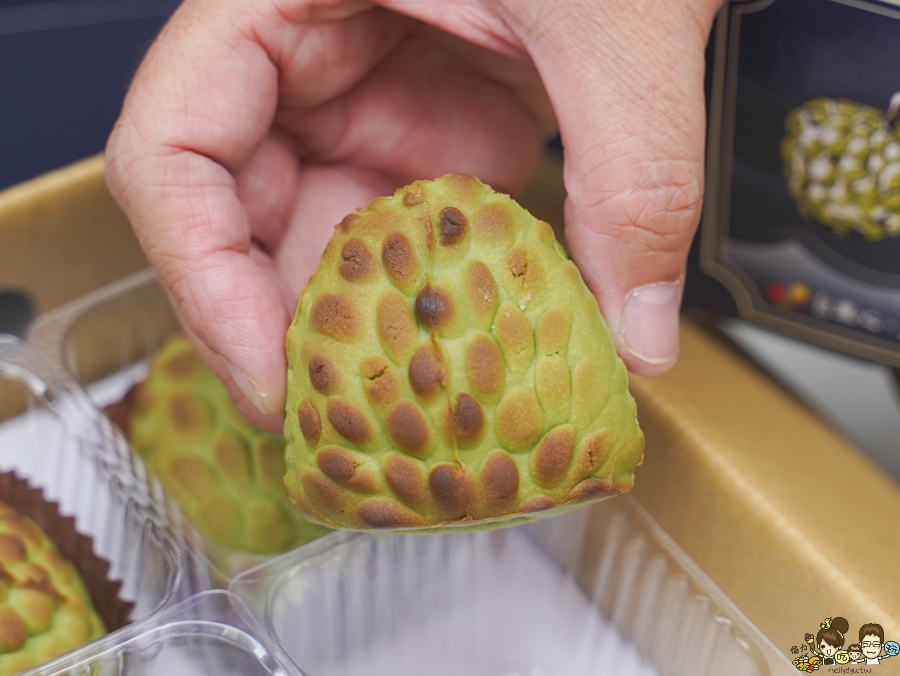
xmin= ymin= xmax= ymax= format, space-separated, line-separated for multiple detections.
xmin=104 ymin=0 xmax=408 ymax=414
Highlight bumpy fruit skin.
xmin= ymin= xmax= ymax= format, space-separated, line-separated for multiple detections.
xmin=782 ymin=97 xmax=900 ymax=240
xmin=129 ymin=336 xmax=331 ymax=553
xmin=0 ymin=502 xmax=104 ymax=676
xmin=285 ymin=174 xmax=644 ymax=531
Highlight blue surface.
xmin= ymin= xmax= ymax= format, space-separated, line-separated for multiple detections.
xmin=0 ymin=0 xmax=180 ymax=190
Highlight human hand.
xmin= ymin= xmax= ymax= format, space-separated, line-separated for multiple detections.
xmin=105 ymin=0 xmax=721 ymax=430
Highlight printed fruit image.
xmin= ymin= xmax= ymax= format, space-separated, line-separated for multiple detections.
xmin=0 ymin=501 xmax=104 ymax=676
xmin=285 ymin=174 xmax=644 ymax=530
xmin=781 ymin=94 xmax=900 ymax=241
xmin=127 ymin=336 xmax=331 ymax=553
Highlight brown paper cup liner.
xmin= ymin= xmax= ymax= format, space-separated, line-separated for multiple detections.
xmin=0 ymin=472 xmax=133 ymax=631
xmin=102 ymin=383 xmax=140 ymax=442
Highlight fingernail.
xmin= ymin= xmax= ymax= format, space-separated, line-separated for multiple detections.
xmin=622 ymin=281 xmax=681 ymax=365
xmin=224 ymin=360 xmax=271 ymax=415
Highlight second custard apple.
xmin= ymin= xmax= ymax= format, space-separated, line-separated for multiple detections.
xmin=0 ymin=501 xmax=105 ymax=676
xmin=285 ymin=174 xmax=644 ymax=531
xmin=782 ymin=96 xmax=900 ymax=241
xmin=128 ymin=336 xmax=331 ymax=553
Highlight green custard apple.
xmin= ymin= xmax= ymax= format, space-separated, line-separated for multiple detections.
xmin=782 ymin=96 xmax=900 ymax=241
xmin=285 ymin=174 xmax=644 ymax=531
xmin=0 ymin=501 xmax=104 ymax=676
xmin=128 ymin=336 xmax=331 ymax=553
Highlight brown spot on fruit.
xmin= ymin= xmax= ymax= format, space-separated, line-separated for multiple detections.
xmin=308 ymin=353 xmax=340 ymax=394
xmin=382 ymin=232 xmax=418 ymax=287
xmin=0 ymin=535 xmax=25 ymax=564
xmin=164 ymin=350 xmax=200 ymax=381
xmin=383 ymin=454 xmax=427 ymax=508
xmin=573 ymin=432 xmax=608 ymax=479
xmin=439 ymin=207 xmax=467 ymax=245
xmin=481 ymin=451 xmax=519 ymax=514
xmin=386 ymin=401 xmax=431 ymax=455
xmin=285 ymin=491 xmax=318 ymax=525
xmin=495 ymin=389 xmax=542 ymax=452
xmin=533 ymin=425 xmax=575 ymax=486
xmin=569 ymin=478 xmax=619 ymax=503
xmin=464 ymin=335 xmax=504 ymax=401
xmin=170 ymin=457 xmax=215 ymax=494
xmin=361 ymin=356 xmax=402 ymax=407
xmin=506 ymin=244 xmax=545 ymax=300
xmin=403 ymin=186 xmax=424 ymax=206
xmin=339 ymin=212 xmax=361 ymax=233
xmin=517 ymin=496 xmax=557 ymax=513
xmin=317 ymin=446 xmax=377 ymax=493
xmin=169 ymin=393 xmax=213 ymax=437
xmin=255 ymin=438 xmax=287 ymax=491
xmin=357 ymin=498 xmax=424 ymax=529
xmin=297 ymin=399 xmax=321 ymax=444
xmin=447 ymin=393 xmax=484 ymax=447
xmin=472 ymin=203 xmax=514 ymax=245
xmin=508 ymin=245 xmax=527 ymax=277
xmin=536 ymin=306 xmax=574 ymax=355
xmin=0 ymin=607 xmax=27 ymax=651
xmin=300 ymin=471 xmax=345 ymax=517
xmin=429 ymin=463 xmax=471 ymax=521
xmin=415 ymin=284 xmax=454 ymax=332
xmin=17 ymin=565 xmax=60 ymax=599
xmin=326 ymin=399 xmax=372 ymax=445
xmin=376 ymin=291 xmax=416 ymax=362
xmin=495 ymin=304 xmax=534 ymax=374
xmin=339 ymin=238 xmax=375 ymax=282
xmin=213 ymin=433 xmax=251 ymax=487
xmin=0 ymin=515 xmax=40 ymax=546
xmin=464 ymin=261 xmax=499 ymax=323
xmin=311 ymin=294 xmax=358 ymax=342
xmin=441 ymin=173 xmax=480 ymax=197
xmin=408 ymin=344 xmax=446 ymax=399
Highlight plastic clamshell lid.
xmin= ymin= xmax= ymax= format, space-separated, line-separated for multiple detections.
xmin=231 ymin=494 xmax=795 ymax=676
xmin=0 ymin=336 xmax=184 ymax=625
xmin=25 ymin=590 xmax=298 ymax=676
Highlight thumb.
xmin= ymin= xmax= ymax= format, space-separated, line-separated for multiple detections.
xmin=514 ymin=0 xmax=720 ymax=375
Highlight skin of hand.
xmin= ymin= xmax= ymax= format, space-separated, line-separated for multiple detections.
xmin=105 ymin=0 xmax=722 ymax=432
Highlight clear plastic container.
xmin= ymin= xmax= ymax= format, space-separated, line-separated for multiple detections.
xmin=27 ymin=269 xmax=332 ymax=585
xmin=230 ymin=495 xmax=794 ymax=676
xmin=0 ymin=335 xmax=186 ymax=671
xmin=29 ymin=590 xmax=300 ymax=676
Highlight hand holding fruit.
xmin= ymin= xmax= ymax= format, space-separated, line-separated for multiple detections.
xmin=105 ymin=0 xmax=722 ymax=427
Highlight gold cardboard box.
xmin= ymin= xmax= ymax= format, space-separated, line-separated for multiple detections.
xmin=631 ymin=325 xmax=900 ymax=668
xmin=0 ymin=156 xmax=146 ymax=316
xmin=3 ymin=154 xmax=899 ymax=672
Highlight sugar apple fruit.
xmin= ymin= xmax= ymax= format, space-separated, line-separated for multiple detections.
xmin=128 ymin=336 xmax=331 ymax=553
xmin=0 ymin=501 xmax=104 ymax=676
xmin=782 ymin=95 xmax=900 ymax=241
xmin=285 ymin=174 xmax=644 ymax=530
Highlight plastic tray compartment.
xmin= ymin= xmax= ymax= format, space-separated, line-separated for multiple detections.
xmin=29 ymin=590 xmax=299 ymax=676
xmin=230 ymin=495 xmax=793 ymax=676
xmin=26 ymin=269 xmax=316 ymax=585
xmin=0 ymin=336 xmax=184 ymax=627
